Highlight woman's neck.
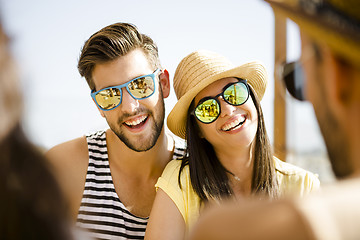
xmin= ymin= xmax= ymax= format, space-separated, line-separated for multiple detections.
xmin=214 ymin=142 xmax=255 ymax=195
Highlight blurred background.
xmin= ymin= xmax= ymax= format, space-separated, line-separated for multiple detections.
xmin=0 ymin=0 xmax=334 ymax=183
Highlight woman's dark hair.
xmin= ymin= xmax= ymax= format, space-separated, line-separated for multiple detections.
xmin=178 ymin=83 xmax=279 ymax=203
xmin=0 ymin=125 xmax=73 ymax=239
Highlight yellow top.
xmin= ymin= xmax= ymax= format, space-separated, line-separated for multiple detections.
xmin=155 ymin=157 xmax=320 ymax=229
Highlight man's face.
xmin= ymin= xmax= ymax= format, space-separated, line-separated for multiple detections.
xmin=92 ymin=49 xmax=167 ymax=152
xmin=301 ymin=32 xmax=352 ymax=178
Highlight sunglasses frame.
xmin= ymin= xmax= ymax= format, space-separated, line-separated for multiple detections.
xmin=91 ymin=68 xmax=161 ymax=111
xmin=192 ymin=79 xmax=250 ymax=124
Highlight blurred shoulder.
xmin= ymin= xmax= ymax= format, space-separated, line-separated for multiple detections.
xmin=189 ymin=198 xmax=316 ymax=240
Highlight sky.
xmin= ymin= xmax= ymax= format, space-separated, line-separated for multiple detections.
xmin=0 ymin=0 xmax=327 ymax=158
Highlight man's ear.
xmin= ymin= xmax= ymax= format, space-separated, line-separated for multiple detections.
xmin=159 ymin=69 xmax=170 ymax=98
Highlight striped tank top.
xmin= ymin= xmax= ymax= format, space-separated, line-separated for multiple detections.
xmin=76 ymin=130 xmax=185 ymax=240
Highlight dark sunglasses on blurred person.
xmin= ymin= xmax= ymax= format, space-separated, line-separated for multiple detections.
xmin=280 ymin=61 xmax=306 ymax=101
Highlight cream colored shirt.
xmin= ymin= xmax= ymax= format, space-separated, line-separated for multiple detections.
xmin=155 ymin=157 xmax=320 ymax=229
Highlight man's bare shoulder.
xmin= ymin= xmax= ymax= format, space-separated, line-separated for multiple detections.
xmin=45 ymin=136 xmax=89 ymax=188
xmin=45 ymin=136 xmax=89 ymax=220
xmin=46 ymin=136 xmax=88 ymax=163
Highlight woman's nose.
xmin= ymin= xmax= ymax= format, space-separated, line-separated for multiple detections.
xmin=219 ymin=98 xmax=237 ymax=118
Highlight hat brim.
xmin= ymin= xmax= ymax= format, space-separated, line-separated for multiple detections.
xmin=167 ymin=61 xmax=267 ymax=139
xmin=265 ymin=0 xmax=360 ymax=68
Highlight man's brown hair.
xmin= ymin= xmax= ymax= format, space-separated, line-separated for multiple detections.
xmin=78 ymin=23 xmax=161 ymax=90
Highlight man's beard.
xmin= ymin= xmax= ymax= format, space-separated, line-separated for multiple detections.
xmin=116 ymin=108 xmax=164 ymax=152
xmin=108 ymin=91 xmax=165 ymax=152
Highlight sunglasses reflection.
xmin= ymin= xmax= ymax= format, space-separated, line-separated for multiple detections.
xmin=198 ymin=101 xmax=220 ymax=118
xmin=129 ymin=77 xmax=153 ymax=95
xmin=196 ymin=88 xmax=244 ymax=122
xmin=194 ymin=81 xmax=250 ymax=123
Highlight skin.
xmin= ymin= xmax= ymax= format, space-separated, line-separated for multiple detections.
xmin=145 ymin=77 xmax=259 ymax=240
xmin=194 ymin=77 xmax=257 ymax=195
xmin=46 ymin=48 xmax=174 ymax=220
xmin=93 ymin=52 xmax=166 ymax=152
xmin=301 ymin=33 xmax=360 ymax=178
xmin=188 ymin=198 xmax=315 ymax=240
xmin=187 ymin=29 xmax=360 ymax=240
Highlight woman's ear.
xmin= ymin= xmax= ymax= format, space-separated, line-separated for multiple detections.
xmin=159 ymin=69 xmax=170 ymax=98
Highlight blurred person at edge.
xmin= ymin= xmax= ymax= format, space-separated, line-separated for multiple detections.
xmin=0 ymin=22 xmax=74 ymax=239
xmin=188 ymin=0 xmax=360 ymax=240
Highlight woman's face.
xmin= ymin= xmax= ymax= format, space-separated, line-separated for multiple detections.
xmin=193 ymin=77 xmax=258 ymax=151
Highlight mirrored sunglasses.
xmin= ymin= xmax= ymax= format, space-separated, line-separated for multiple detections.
xmin=193 ymin=80 xmax=250 ymax=124
xmin=281 ymin=61 xmax=306 ymax=101
xmin=91 ymin=69 xmax=160 ymax=111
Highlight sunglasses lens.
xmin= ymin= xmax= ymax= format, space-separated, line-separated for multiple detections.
xmin=95 ymin=88 xmax=121 ymax=110
xmin=283 ymin=62 xmax=305 ymax=101
xmin=224 ymin=82 xmax=249 ymax=105
xmin=128 ymin=76 xmax=155 ymax=99
xmin=194 ymin=99 xmax=220 ymax=123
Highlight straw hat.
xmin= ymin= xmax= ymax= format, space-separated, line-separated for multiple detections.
xmin=265 ymin=0 xmax=360 ymax=67
xmin=0 ymin=24 xmax=22 ymax=141
xmin=167 ymin=50 xmax=268 ymax=139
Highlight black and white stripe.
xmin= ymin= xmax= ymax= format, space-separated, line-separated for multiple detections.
xmin=76 ymin=130 xmax=185 ymax=240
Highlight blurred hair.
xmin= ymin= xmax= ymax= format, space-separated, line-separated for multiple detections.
xmin=0 ymin=23 xmax=22 ymax=141
xmin=78 ymin=22 xmax=161 ymax=91
xmin=0 ymin=125 xmax=73 ymax=239
xmin=0 ymin=21 xmax=73 ymax=240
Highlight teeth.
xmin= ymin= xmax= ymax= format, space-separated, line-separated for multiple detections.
xmin=222 ymin=116 xmax=245 ymax=131
xmin=125 ymin=115 xmax=147 ymax=126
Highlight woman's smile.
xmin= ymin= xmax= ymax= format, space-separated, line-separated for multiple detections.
xmin=220 ymin=114 xmax=246 ymax=132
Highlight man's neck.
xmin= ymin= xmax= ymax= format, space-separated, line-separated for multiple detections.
xmin=105 ymin=128 xmax=174 ymax=180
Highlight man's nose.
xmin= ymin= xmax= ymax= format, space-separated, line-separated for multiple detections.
xmin=120 ymin=89 xmax=140 ymax=113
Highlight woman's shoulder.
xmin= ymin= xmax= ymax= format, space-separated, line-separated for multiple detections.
xmin=156 ymin=159 xmax=195 ymax=206
xmin=163 ymin=159 xmax=187 ymax=172
xmin=274 ymin=156 xmax=316 ymax=176
xmin=161 ymin=159 xmax=190 ymax=182
xmin=273 ymin=156 xmax=320 ymax=194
